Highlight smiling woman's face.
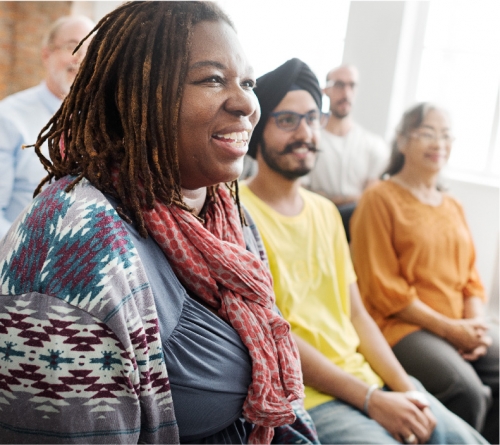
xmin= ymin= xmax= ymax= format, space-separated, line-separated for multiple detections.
xmin=177 ymin=20 xmax=260 ymax=190
xmin=400 ymin=108 xmax=453 ymax=174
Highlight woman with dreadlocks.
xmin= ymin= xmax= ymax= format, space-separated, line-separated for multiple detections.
xmin=0 ymin=2 xmax=317 ymax=444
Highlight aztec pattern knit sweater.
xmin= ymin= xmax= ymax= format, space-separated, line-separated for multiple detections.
xmin=0 ymin=177 xmax=177 ymax=443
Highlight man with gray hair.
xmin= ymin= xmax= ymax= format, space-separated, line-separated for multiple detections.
xmin=0 ymin=15 xmax=94 ymax=238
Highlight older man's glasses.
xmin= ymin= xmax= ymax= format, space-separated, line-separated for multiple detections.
xmin=325 ymin=80 xmax=356 ymax=90
xmin=269 ymin=110 xmax=329 ymax=132
xmin=50 ymin=41 xmax=89 ymax=55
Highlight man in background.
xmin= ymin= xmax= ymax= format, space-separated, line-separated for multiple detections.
xmin=0 ymin=15 xmax=94 ymax=238
xmin=305 ymin=64 xmax=388 ymax=240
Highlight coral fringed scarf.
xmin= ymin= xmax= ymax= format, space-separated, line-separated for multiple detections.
xmin=142 ymin=185 xmax=304 ymax=444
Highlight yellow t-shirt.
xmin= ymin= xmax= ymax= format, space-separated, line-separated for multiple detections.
xmin=240 ymin=184 xmax=383 ymax=410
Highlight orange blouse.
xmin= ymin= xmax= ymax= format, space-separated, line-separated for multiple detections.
xmin=350 ymin=180 xmax=486 ymax=347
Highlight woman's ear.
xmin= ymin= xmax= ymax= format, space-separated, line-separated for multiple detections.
xmin=396 ymin=134 xmax=407 ymax=154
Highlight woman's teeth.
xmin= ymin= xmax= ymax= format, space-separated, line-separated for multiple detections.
xmin=213 ymin=131 xmax=249 ymax=142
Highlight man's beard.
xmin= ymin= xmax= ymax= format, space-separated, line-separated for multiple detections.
xmin=260 ymin=139 xmax=318 ymax=181
xmin=331 ymin=99 xmax=351 ymax=119
xmin=48 ymin=65 xmax=74 ymax=98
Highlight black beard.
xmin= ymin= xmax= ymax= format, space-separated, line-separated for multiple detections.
xmin=279 ymin=140 xmax=319 ymax=156
xmin=260 ymin=139 xmax=317 ymax=180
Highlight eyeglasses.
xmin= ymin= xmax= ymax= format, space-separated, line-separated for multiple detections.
xmin=50 ymin=41 xmax=88 ymax=55
xmin=324 ymin=80 xmax=356 ymax=90
xmin=269 ymin=110 xmax=329 ymax=132
xmin=410 ymin=130 xmax=455 ymax=145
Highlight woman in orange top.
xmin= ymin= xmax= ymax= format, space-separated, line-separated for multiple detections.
xmin=350 ymin=103 xmax=498 ymax=443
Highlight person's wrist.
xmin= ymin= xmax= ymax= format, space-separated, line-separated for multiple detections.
xmin=363 ymin=383 xmax=379 ymax=416
xmin=440 ymin=317 xmax=456 ymax=340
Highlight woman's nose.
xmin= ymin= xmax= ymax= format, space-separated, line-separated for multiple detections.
xmin=225 ymin=85 xmax=259 ymax=118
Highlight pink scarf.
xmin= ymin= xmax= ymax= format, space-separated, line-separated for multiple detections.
xmin=142 ymin=186 xmax=304 ymax=444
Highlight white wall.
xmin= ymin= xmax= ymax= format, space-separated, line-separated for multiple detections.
xmin=91 ymin=1 xmax=122 ymax=21
xmin=342 ymin=1 xmax=406 ymax=138
xmin=444 ymin=176 xmax=500 ymax=312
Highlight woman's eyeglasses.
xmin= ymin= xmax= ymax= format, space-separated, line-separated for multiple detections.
xmin=410 ymin=130 xmax=455 ymax=145
xmin=269 ymin=110 xmax=329 ymax=132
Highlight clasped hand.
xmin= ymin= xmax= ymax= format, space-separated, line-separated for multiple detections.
xmin=368 ymin=390 xmax=436 ymax=444
xmin=445 ymin=318 xmax=491 ymax=361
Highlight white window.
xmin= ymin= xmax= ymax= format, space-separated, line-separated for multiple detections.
xmin=415 ymin=0 xmax=500 ymax=181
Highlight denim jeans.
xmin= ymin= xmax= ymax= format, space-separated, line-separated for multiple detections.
xmin=307 ymin=378 xmax=488 ymax=444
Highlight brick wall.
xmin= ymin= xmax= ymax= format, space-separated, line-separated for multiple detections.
xmin=0 ymin=2 xmax=73 ymax=100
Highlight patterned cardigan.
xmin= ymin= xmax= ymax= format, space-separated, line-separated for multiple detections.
xmin=0 ymin=177 xmax=318 ymax=444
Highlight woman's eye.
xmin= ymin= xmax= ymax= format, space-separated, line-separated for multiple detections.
xmin=203 ymin=76 xmax=223 ymax=85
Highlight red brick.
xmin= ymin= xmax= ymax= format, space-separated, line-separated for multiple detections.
xmin=0 ymin=1 xmax=73 ymax=99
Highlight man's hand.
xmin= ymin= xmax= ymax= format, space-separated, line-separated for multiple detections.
xmin=405 ymin=391 xmax=437 ymax=442
xmin=367 ymin=390 xmax=436 ymax=444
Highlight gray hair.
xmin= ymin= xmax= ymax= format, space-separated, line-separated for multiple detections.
xmin=42 ymin=15 xmax=95 ymax=48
